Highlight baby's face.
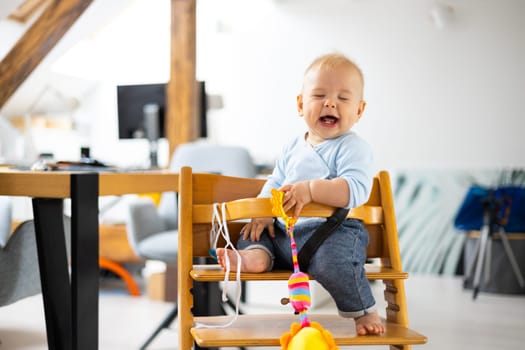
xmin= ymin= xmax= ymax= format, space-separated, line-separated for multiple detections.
xmin=297 ymin=65 xmax=366 ymax=146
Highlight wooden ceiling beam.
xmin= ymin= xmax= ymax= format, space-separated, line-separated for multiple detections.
xmin=0 ymin=0 xmax=94 ymax=108
xmin=8 ymin=0 xmax=50 ymax=23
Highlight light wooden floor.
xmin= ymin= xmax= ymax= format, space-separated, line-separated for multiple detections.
xmin=0 ymin=274 xmax=524 ymax=349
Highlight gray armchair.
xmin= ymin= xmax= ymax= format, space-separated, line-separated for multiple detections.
xmin=0 ymin=197 xmax=41 ymax=307
xmin=1 ymin=197 xmax=41 ymax=307
xmin=0 ymin=196 xmax=12 ymax=252
xmin=0 ymin=197 xmax=70 ymax=307
xmin=0 ymin=219 xmax=41 ymax=306
xmin=126 ymin=141 xmax=257 ymax=349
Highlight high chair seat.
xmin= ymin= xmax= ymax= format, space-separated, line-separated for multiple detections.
xmin=190 ymin=264 xmax=408 ymax=281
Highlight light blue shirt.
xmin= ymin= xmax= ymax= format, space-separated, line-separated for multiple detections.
xmin=260 ymin=130 xmax=374 ymax=209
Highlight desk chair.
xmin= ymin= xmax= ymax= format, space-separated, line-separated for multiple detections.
xmin=126 ymin=142 xmax=257 ymax=349
xmin=177 ymin=166 xmax=427 ymax=349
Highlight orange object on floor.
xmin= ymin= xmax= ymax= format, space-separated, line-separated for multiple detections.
xmin=99 ymin=257 xmax=141 ymax=296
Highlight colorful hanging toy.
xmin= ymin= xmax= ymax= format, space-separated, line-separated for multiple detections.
xmin=270 ymin=189 xmax=338 ymax=350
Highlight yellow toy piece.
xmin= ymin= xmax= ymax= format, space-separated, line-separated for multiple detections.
xmin=280 ymin=322 xmax=338 ymax=350
xmin=138 ymin=192 xmax=162 ymax=206
xmin=271 ymin=188 xmax=297 ymax=227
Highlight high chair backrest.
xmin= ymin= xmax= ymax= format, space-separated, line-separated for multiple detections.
xmin=177 ymin=166 xmax=427 ymax=349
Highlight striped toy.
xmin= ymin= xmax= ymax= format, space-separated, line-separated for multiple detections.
xmin=271 ymin=189 xmax=311 ymax=327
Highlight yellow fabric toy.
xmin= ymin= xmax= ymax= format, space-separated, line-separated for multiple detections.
xmin=280 ymin=322 xmax=338 ymax=350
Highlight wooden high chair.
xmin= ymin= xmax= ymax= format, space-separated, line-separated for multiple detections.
xmin=177 ymin=166 xmax=427 ymax=349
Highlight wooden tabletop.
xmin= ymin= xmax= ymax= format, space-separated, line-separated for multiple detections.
xmin=0 ymin=168 xmax=179 ymax=198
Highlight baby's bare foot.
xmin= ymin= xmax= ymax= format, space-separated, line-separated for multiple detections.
xmin=216 ymin=248 xmax=270 ymax=273
xmin=355 ymin=310 xmax=384 ymax=335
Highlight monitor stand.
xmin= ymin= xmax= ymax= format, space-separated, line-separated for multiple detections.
xmin=149 ymin=140 xmax=158 ymax=168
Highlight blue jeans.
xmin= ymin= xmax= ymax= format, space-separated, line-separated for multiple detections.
xmin=237 ymin=218 xmax=376 ymax=317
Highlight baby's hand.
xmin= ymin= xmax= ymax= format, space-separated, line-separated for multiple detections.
xmin=241 ymin=217 xmax=275 ymax=241
xmin=279 ymin=180 xmax=312 ymax=218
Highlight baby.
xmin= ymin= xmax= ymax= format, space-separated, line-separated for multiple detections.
xmin=217 ymin=52 xmax=384 ymax=335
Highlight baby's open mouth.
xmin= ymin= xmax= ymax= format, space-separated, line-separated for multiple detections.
xmin=319 ymin=115 xmax=338 ymax=125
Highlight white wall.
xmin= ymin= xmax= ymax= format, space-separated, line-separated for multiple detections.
xmin=1 ymin=0 xmax=524 ymax=172
xmin=197 ymin=0 xmax=525 ymax=171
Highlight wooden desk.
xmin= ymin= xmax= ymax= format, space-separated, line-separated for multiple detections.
xmin=0 ymin=169 xmax=178 ymax=350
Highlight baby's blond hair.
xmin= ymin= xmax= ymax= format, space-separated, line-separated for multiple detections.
xmin=304 ymin=52 xmax=364 ymax=97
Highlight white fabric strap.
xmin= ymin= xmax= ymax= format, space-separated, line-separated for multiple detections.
xmin=195 ymin=202 xmax=242 ymax=328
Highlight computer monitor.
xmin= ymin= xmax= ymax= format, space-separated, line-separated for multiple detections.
xmin=116 ymin=81 xmax=207 ymax=140
xmin=117 ymin=83 xmax=166 ymax=140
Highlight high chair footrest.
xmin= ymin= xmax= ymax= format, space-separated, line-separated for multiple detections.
xmin=191 ymin=314 xmax=427 ymax=347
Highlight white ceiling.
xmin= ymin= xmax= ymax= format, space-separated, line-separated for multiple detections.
xmin=0 ymin=0 xmax=26 ymax=18
xmin=0 ymin=0 xmax=136 ymax=117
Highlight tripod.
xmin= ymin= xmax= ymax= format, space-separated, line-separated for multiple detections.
xmin=464 ymin=193 xmax=525 ymax=299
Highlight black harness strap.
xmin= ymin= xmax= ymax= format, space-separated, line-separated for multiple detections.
xmin=297 ymin=207 xmax=350 ymax=271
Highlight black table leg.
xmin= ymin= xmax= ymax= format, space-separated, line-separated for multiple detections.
xmin=33 ymin=198 xmax=72 ymax=350
xmin=33 ymin=173 xmax=99 ymax=350
xmin=70 ymin=174 xmax=99 ymax=350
